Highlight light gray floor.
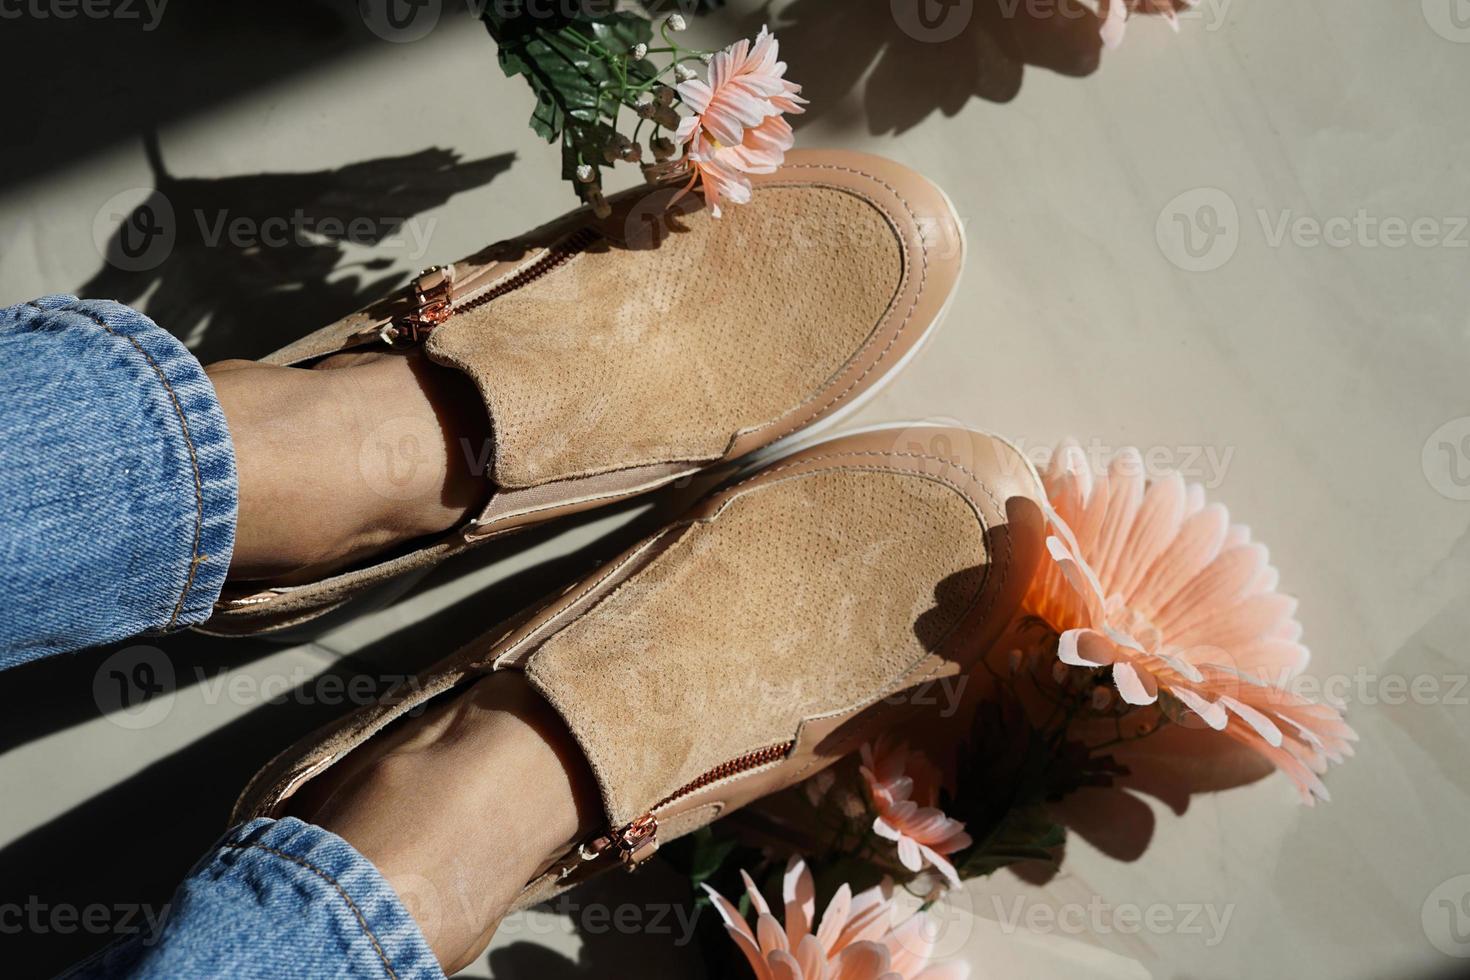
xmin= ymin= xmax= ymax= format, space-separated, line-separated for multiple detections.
xmin=2 ymin=2 xmax=1468 ymax=977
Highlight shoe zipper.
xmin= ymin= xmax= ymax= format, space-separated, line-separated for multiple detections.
xmin=579 ymin=741 xmax=793 ymax=871
xmin=375 ymin=226 xmax=601 ymax=346
xmin=217 ymin=231 xmax=601 ymax=613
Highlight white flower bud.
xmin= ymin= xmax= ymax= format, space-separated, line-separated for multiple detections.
xmin=699 ymin=51 xmax=712 ymax=64
xmin=836 ymin=788 xmax=870 ymax=821
xmin=674 ymin=63 xmax=697 ymax=82
xmin=630 ymin=42 xmax=648 ymax=60
xmin=803 ymin=769 xmax=837 ymax=806
xmin=667 ymin=14 xmax=687 ymax=31
xmin=575 ymin=164 xmax=595 ymax=183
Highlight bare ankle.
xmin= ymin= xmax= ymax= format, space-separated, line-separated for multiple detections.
xmin=209 ymin=353 xmax=491 ymax=582
xmin=292 ymin=673 xmax=597 ymax=971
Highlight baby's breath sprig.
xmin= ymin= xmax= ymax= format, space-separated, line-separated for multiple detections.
xmin=483 ymin=6 xmax=713 ymax=216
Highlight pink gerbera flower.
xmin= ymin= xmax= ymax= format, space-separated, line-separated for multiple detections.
xmin=1100 ymin=0 xmax=1195 ymax=48
xmin=704 ymin=856 xmax=968 ymax=980
xmin=1027 ymin=442 xmax=1357 ymax=804
xmin=860 ymin=737 xmax=971 ymax=887
xmin=674 ymin=26 xmax=806 ymax=217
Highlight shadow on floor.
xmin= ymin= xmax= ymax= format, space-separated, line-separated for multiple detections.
xmin=78 ymin=133 xmax=516 ymax=362
xmin=741 ymin=0 xmax=1107 ymax=134
xmin=486 ymin=863 xmax=709 ymax=979
xmin=0 ymin=0 xmax=488 ymax=193
xmin=0 ymin=493 xmax=675 ymax=979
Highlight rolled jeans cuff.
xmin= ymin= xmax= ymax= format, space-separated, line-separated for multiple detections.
xmin=0 ymin=296 xmax=237 ymax=662
xmin=62 ymin=818 xmax=444 ymax=980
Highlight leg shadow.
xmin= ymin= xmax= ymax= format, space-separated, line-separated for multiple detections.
xmin=0 ymin=491 xmax=674 ymax=978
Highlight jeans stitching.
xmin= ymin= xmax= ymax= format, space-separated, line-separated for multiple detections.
xmin=56 ymin=302 xmax=209 ymax=628
xmin=219 ymin=842 xmax=402 ymax=980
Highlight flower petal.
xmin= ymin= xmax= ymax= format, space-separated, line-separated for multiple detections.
xmin=1112 ymin=660 xmax=1159 ymax=705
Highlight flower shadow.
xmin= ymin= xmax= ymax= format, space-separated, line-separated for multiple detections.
xmin=743 ymin=0 xmax=1106 ymax=135
xmin=79 ymin=132 xmax=516 ymax=363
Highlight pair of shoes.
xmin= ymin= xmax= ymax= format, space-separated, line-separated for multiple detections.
xmin=227 ymin=150 xmax=1049 ymax=918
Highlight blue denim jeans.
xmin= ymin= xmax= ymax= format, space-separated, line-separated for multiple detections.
xmin=1 ymin=297 xmax=443 ymax=979
xmin=0 ymin=295 xmax=235 ymax=665
xmin=63 ymin=819 xmax=443 ymax=980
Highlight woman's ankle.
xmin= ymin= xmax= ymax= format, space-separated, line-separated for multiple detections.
xmin=208 ymin=353 xmax=491 ymax=581
xmin=295 ymin=673 xmax=598 ymax=972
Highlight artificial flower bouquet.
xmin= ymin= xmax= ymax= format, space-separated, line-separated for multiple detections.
xmin=480 ymin=2 xmax=1196 ymax=221
xmin=483 ymin=1 xmax=802 ymax=218
xmin=661 ymin=443 xmax=1355 ymax=978
xmin=476 ymin=7 xmax=1353 ymax=977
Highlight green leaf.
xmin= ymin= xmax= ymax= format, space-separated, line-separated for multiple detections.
xmin=686 ymin=827 xmax=741 ymax=887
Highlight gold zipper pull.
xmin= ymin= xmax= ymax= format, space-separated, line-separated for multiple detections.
xmin=579 ymin=813 xmax=659 ymax=870
xmin=381 ymin=264 xmax=455 ymax=345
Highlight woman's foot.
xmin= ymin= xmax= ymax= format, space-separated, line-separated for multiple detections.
xmin=208 ymin=351 xmax=490 ymax=582
xmin=206 ymin=150 xmax=968 ymax=634
xmin=236 ymin=427 xmax=1048 ymax=972
xmin=286 ymin=671 xmax=598 ymax=974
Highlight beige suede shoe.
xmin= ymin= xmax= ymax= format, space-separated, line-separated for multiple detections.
xmin=231 ymin=425 xmax=1046 ymax=910
xmin=206 ymin=149 xmax=966 ymax=635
